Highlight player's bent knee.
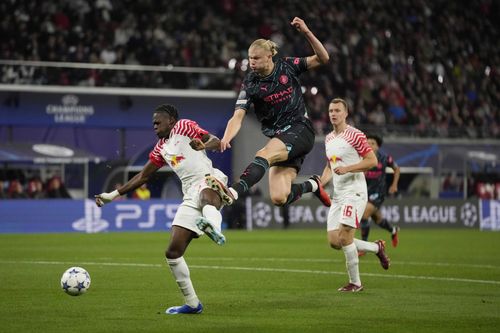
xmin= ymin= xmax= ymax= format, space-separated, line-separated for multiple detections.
xmin=339 ymin=237 xmax=353 ymax=248
xmin=270 ymin=195 xmax=287 ymax=206
xmin=200 ymin=189 xmax=222 ymax=210
xmin=329 ymin=242 xmax=342 ymax=250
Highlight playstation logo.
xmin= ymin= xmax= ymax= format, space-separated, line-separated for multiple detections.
xmin=72 ymin=200 xmax=109 ymax=233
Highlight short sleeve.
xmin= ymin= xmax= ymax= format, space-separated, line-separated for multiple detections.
xmin=171 ymin=119 xmax=208 ymax=139
xmin=149 ymin=139 xmax=166 ymax=168
xmin=235 ymin=83 xmax=252 ymax=111
xmin=353 ymin=133 xmax=373 ymax=157
xmin=283 ymin=57 xmax=308 ymax=75
xmin=387 ymin=154 xmax=398 ymax=168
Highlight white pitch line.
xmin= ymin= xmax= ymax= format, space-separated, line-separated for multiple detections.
xmin=190 ymin=256 xmax=500 ymax=270
xmin=1 ymin=260 xmax=499 ymax=285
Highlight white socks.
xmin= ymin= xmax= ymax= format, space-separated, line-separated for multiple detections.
xmin=229 ymin=187 xmax=239 ymax=200
xmin=353 ymin=238 xmax=379 ymax=253
xmin=166 ymin=257 xmax=199 ymax=308
xmin=202 ymin=205 xmax=222 ymax=231
xmin=342 ymin=243 xmax=361 ymax=286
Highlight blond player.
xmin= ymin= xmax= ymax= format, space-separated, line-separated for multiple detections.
xmin=95 ymin=104 xmax=228 ymax=314
xmin=319 ymin=98 xmax=390 ymax=292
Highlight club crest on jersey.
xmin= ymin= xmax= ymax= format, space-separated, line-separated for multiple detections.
xmin=169 ymin=155 xmax=185 ymax=167
xmin=279 ymin=75 xmax=289 ymax=85
xmin=330 ymin=155 xmax=343 ymax=164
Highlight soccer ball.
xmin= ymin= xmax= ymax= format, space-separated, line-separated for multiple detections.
xmin=60 ymin=266 xmax=91 ymax=296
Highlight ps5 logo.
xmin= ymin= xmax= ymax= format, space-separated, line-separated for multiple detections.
xmin=72 ymin=201 xmax=180 ymax=233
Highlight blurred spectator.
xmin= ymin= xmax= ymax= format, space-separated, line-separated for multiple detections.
xmin=132 ymin=183 xmax=150 ymax=200
xmin=45 ymin=176 xmax=72 ymax=198
xmin=8 ymin=179 xmax=28 ymax=199
xmin=0 ymin=180 xmax=7 ymax=199
xmin=26 ymin=177 xmax=45 ymax=199
xmin=442 ymin=172 xmax=462 ymax=192
xmin=408 ymin=174 xmax=431 ymax=198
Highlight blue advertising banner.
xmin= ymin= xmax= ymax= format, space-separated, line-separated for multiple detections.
xmin=479 ymin=200 xmax=500 ymax=231
xmin=0 ymin=91 xmax=234 ymax=128
xmin=245 ymin=197 xmax=499 ymax=230
xmin=0 ymin=199 xmax=181 ymax=233
xmin=2 ymin=199 xmax=499 ymax=234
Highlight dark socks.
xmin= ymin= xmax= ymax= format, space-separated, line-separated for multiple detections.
xmin=360 ymin=219 xmax=370 ymax=241
xmin=378 ymin=219 xmax=393 ymax=233
xmin=285 ymin=181 xmax=314 ymax=205
xmin=233 ymin=156 xmax=269 ymax=196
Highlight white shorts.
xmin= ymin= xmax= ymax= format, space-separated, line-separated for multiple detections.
xmin=173 ymin=171 xmax=228 ymax=235
xmin=327 ymin=193 xmax=367 ymax=231
xmin=172 ymin=204 xmax=204 ymax=236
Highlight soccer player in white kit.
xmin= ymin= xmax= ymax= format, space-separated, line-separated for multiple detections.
xmin=318 ymin=98 xmax=390 ymax=292
xmin=95 ymin=104 xmax=228 ymax=314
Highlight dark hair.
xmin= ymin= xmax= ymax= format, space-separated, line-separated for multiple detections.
xmin=154 ymin=104 xmax=179 ymax=121
xmin=366 ymin=134 xmax=383 ymax=147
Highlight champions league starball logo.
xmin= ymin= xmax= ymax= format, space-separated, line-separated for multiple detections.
xmin=460 ymin=202 xmax=478 ymax=227
xmin=252 ymin=202 xmax=272 ymax=227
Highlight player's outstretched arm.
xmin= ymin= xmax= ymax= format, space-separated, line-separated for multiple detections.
xmin=191 ymin=133 xmax=221 ymax=151
xmin=95 ymin=161 xmax=160 ymax=207
xmin=290 ymin=17 xmax=329 ymax=69
xmin=220 ymin=108 xmax=246 ymax=152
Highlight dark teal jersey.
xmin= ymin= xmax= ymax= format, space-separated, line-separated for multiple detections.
xmin=235 ymin=57 xmax=309 ymax=137
xmin=365 ymin=151 xmax=398 ymax=196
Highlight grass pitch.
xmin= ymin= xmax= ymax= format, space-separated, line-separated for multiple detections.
xmin=0 ymin=229 xmax=499 ymax=333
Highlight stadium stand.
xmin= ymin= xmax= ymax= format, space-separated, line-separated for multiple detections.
xmin=0 ymin=0 xmax=498 ymax=138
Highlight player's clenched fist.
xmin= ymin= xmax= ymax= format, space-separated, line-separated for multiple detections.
xmin=290 ymin=17 xmax=310 ymax=34
xmin=219 ymin=139 xmax=231 ymax=152
xmin=95 ymin=190 xmax=120 ymax=207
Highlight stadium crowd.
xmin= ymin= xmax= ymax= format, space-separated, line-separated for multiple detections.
xmin=0 ymin=169 xmax=71 ymax=199
xmin=0 ymin=0 xmax=498 ymax=138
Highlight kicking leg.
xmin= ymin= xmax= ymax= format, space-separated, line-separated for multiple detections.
xmin=196 ymin=188 xmax=226 ymax=245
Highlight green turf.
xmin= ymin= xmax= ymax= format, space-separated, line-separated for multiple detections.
xmin=0 ymin=229 xmax=499 ymax=333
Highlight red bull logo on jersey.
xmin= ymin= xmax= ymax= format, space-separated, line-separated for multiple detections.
xmin=169 ymin=155 xmax=185 ymax=167
xmin=330 ymin=155 xmax=343 ymax=164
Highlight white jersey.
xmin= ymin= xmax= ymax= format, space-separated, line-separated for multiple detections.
xmin=325 ymin=125 xmax=372 ymax=198
xmin=149 ymin=119 xmax=225 ymax=197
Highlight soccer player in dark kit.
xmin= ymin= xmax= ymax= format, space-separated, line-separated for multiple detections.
xmin=360 ymin=134 xmax=401 ymax=249
xmin=206 ymin=17 xmax=331 ymax=208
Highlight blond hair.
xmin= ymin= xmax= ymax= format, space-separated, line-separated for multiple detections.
xmin=330 ymin=98 xmax=348 ymax=113
xmin=249 ymin=39 xmax=278 ymax=56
